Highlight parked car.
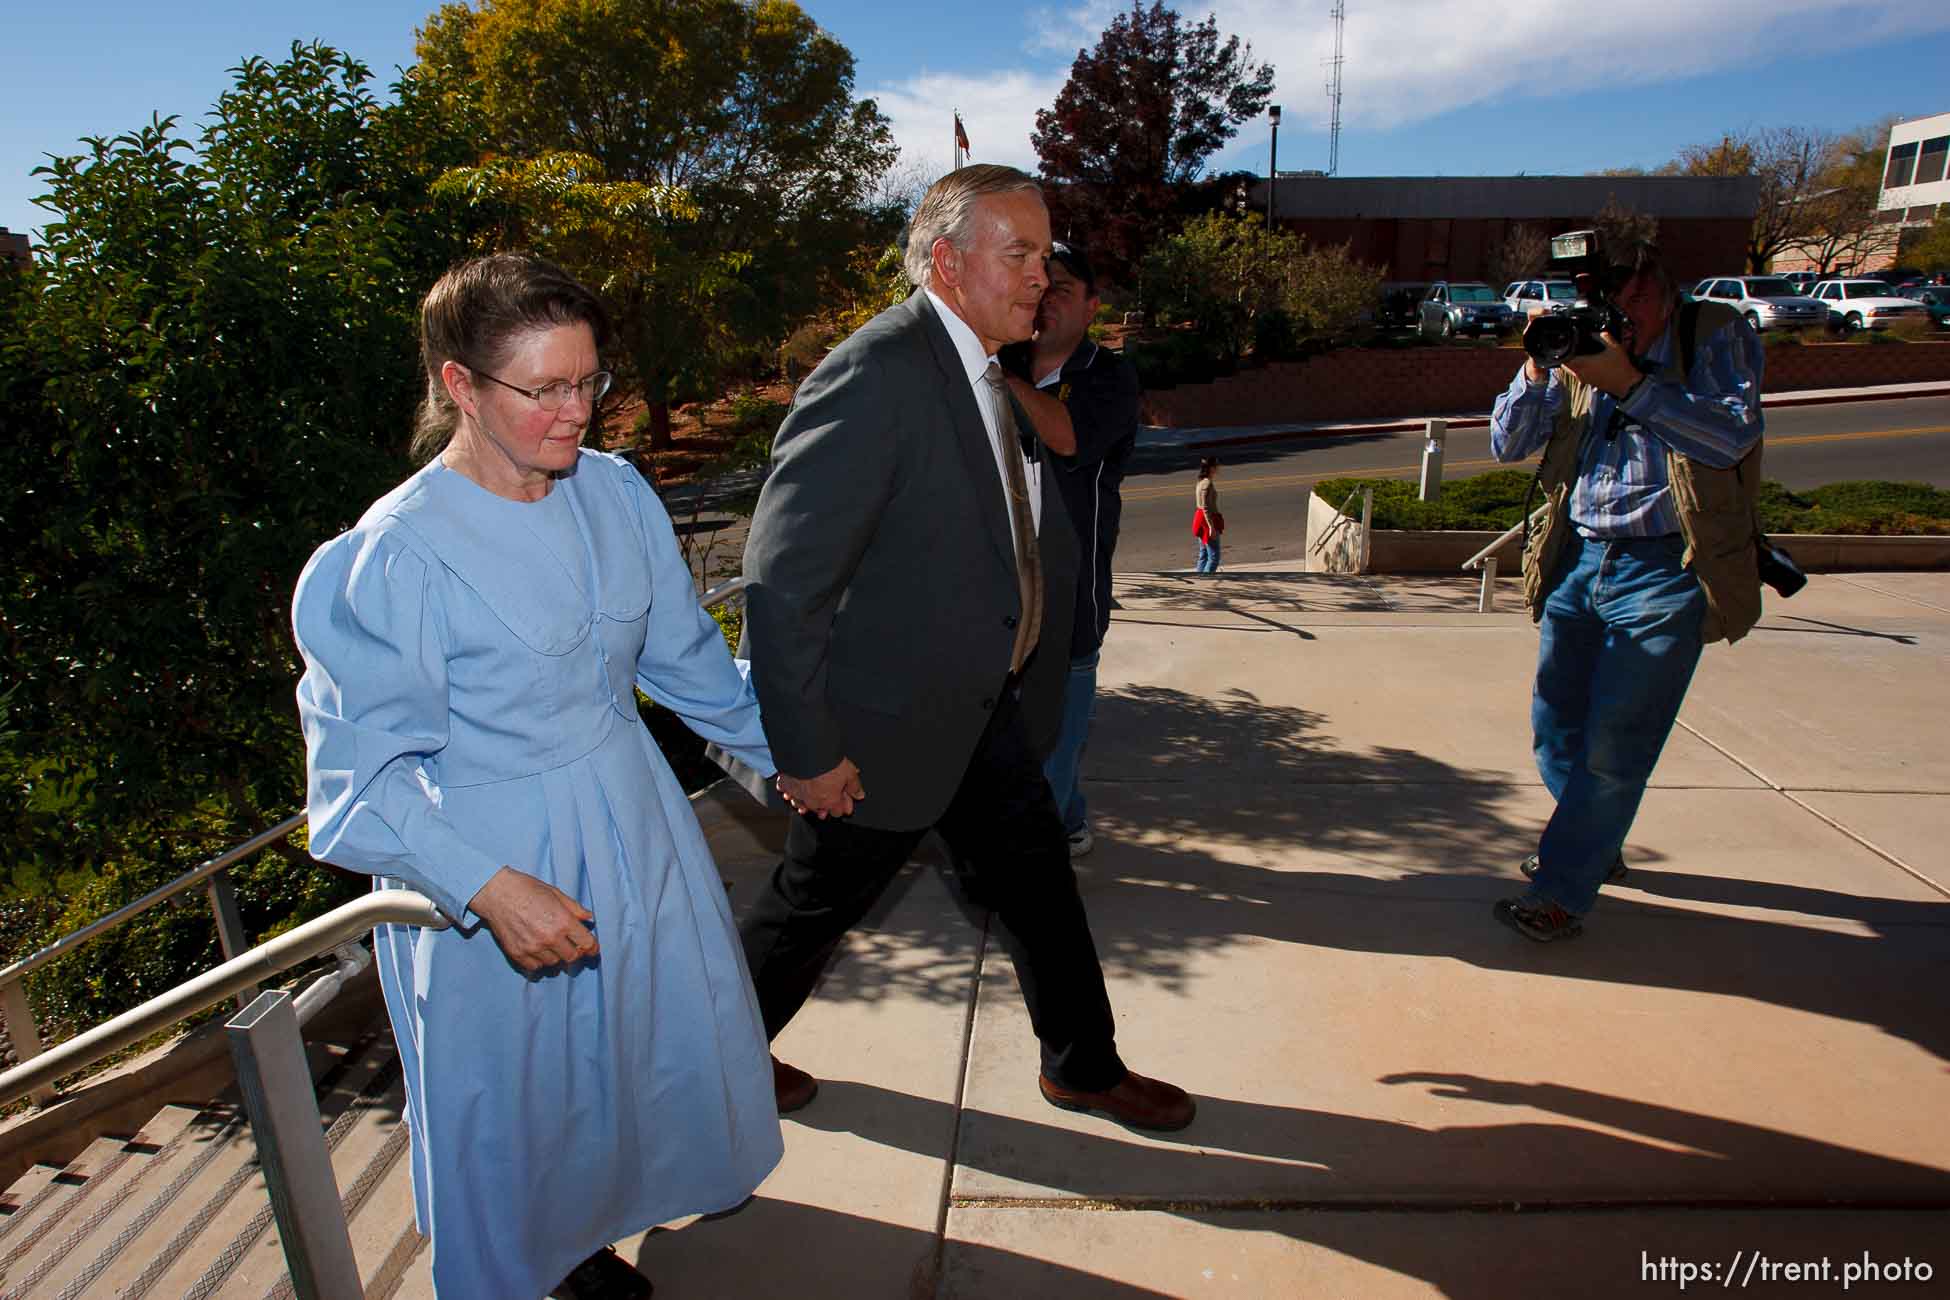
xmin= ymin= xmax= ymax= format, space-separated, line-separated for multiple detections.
xmin=1810 ymin=279 xmax=1930 ymax=332
xmin=1377 ymin=281 xmax=1429 ymax=333
xmin=1896 ymin=284 xmax=1950 ymax=328
xmin=1419 ymin=282 xmax=1515 ymax=338
xmin=1502 ymin=279 xmax=1579 ymax=318
xmin=1781 ymin=271 xmax=1821 ymax=293
xmin=1689 ymin=276 xmax=1827 ymax=332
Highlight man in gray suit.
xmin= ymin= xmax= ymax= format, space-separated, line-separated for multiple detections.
xmin=737 ymin=165 xmax=1195 ymax=1132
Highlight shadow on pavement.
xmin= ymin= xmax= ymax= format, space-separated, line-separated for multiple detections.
xmin=752 ymin=1076 xmax=1949 ymax=1300
xmin=785 ymin=682 xmax=1950 ymax=1066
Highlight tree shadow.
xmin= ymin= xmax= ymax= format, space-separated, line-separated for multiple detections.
xmin=1109 ymin=573 xmax=1484 ymax=615
xmin=722 ymin=681 xmax=1950 ymax=1063
xmin=648 ymin=1076 xmax=1950 ymax=1299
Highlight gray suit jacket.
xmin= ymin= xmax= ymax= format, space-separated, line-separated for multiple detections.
xmin=736 ymin=291 xmax=1079 ymax=832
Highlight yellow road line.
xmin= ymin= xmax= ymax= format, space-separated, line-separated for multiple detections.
xmin=1122 ymin=423 xmax=1950 ymax=501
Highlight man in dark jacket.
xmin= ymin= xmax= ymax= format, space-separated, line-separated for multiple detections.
xmin=1003 ymin=242 xmax=1139 ymax=857
xmin=737 ymin=167 xmax=1193 ymax=1133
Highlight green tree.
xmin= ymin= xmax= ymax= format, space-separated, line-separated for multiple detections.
xmin=1033 ymin=1 xmax=1275 ymax=283
xmin=1138 ymin=212 xmax=1377 ymax=361
xmin=414 ymin=0 xmax=899 ymax=447
xmin=0 ymin=44 xmax=481 ymax=1027
xmin=1903 ymin=216 xmax=1950 ymax=273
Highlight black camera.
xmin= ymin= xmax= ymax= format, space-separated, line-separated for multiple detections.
xmin=1756 ymin=536 xmax=1807 ymax=598
xmin=1522 ymin=229 xmax=1631 ymax=367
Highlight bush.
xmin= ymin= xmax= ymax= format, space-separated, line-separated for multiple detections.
xmin=1757 ymin=481 xmax=1950 ymax=534
xmin=1125 ymin=330 xmax=1233 ymax=388
xmin=1312 ymin=470 xmax=1536 ymax=531
xmin=1311 ymin=475 xmax=1950 ymax=536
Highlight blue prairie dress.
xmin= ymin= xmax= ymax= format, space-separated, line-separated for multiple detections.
xmin=292 ymin=449 xmax=783 ymax=1298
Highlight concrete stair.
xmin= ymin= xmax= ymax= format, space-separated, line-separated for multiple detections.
xmin=0 ymin=1022 xmax=426 ymax=1299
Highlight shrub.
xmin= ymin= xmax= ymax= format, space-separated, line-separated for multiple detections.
xmin=1311 ymin=476 xmax=1950 ymax=537
xmin=1757 ymin=481 xmax=1950 ymax=534
xmin=1312 ymin=470 xmax=1536 ymax=531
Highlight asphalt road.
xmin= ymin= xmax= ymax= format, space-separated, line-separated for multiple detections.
xmin=1112 ymin=394 xmax=1950 ymax=572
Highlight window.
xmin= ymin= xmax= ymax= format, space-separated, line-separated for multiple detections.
xmin=1817 ymin=284 xmax=1838 ymax=301
xmin=1907 ymin=206 xmax=1935 ymax=222
xmin=1876 ymin=209 xmax=1905 ymax=226
xmin=1884 ymin=141 xmax=1918 ymax=191
xmin=1520 ymin=284 xmax=1541 ymax=300
xmin=1714 ymin=281 xmax=1740 ymax=298
xmin=1916 ymin=136 xmax=1949 ymax=186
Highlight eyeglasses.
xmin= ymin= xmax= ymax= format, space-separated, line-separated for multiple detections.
xmin=469 ymin=366 xmax=613 ymax=411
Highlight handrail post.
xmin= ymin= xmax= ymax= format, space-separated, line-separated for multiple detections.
xmin=206 ymin=869 xmax=256 ymax=1011
xmin=1419 ymin=418 xmax=1446 ymax=501
xmin=1478 ymin=556 xmax=1499 ymax=612
xmin=228 ymin=990 xmax=363 ymax=1300
xmin=1358 ymin=486 xmax=1374 ymax=573
xmin=0 ymin=979 xmax=54 ymax=1105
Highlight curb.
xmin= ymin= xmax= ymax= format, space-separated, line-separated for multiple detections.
xmin=1173 ymin=385 xmax=1950 ymax=453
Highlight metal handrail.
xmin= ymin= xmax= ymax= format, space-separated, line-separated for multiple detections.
xmin=0 ymin=578 xmax=752 ymax=1096
xmin=1461 ymin=504 xmax=1547 ymax=571
xmin=0 ymin=891 xmax=447 ymax=1106
xmin=0 ymin=814 xmax=306 ymax=987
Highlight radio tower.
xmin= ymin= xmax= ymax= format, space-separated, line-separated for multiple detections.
xmin=1324 ymin=1 xmax=1346 ymax=175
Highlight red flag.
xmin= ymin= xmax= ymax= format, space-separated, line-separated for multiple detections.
xmin=954 ymin=113 xmax=971 ymax=157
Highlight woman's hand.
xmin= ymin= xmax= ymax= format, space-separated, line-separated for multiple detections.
xmin=777 ymin=757 xmax=865 ymax=819
xmin=467 ymin=867 xmax=599 ymax=973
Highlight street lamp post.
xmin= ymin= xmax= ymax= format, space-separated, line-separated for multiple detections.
xmin=1267 ymin=105 xmax=1281 ymax=227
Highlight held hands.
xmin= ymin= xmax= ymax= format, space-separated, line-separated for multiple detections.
xmin=468 ymin=866 xmax=599 ymax=974
xmin=777 ymin=758 xmax=866 ymax=819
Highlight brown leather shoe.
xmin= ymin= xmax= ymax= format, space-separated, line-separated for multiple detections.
xmin=1038 ymin=1070 xmax=1195 ymax=1132
xmin=773 ymin=1055 xmax=818 ymax=1114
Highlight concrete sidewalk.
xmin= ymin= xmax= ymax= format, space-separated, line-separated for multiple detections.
xmin=645 ymin=567 xmax=1950 ymax=1299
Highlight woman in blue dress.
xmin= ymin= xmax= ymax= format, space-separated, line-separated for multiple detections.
xmin=293 ymin=253 xmax=782 ymax=1298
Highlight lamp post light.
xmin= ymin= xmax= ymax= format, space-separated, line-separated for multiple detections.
xmin=1266 ymin=104 xmax=1281 ymax=227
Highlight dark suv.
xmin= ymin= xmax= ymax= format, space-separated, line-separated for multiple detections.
xmin=1377 ymin=282 xmax=1429 ymax=333
xmin=1418 ymin=282 xmax=1515 ymax=339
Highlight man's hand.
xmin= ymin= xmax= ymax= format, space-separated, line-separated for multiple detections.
xmin=778 ymin=758 xmax=866 ymax=819
xmin=468 ymin=867 xmax=599 ymax=973
xmin=1561 ymin=332 xmax=1644 ymax=399
xmin=1006 ymin=375 xmax=1077 ymax=455
xmin=1521 ymin=307 xmax=1551 ymax=384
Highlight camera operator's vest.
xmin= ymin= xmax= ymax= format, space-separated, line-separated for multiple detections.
xmin=1521 ymin=299 xmax=1764 ymax=645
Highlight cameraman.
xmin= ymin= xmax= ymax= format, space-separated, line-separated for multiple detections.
xmin=1489 ymin=239 xmax=1764 ymax=942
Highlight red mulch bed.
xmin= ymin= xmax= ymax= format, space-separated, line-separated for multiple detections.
xmin=599 ymin=378 xmax=798 ymax=489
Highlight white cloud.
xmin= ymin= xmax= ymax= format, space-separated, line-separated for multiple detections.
xmin=867 ymin=0 xmax=1950 ymax=187
xmin=1165 ymin=0 xmax=1950 ymax=133
xmin=865 ymin=67 xmax=1065 ymax=182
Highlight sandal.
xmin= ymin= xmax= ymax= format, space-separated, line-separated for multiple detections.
xmin=1494 ymin=894 xmax=1584 ymax=942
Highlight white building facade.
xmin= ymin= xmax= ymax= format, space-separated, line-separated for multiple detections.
xmin=1878 ymin=111 xmax=1950 ymax=232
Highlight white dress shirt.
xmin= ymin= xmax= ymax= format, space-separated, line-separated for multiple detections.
xmin=926 ymin=289 xmax=1043 ymax=554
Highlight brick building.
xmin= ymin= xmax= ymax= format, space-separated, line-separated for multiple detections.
xmin=0 ymin=228 xmax=29 ymax=269
xmin=1245 ymin=174 xmax=1760 ymax=284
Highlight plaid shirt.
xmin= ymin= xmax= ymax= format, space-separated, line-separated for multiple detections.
xmin=1490 ymin=314 xmax=1765 ymax=538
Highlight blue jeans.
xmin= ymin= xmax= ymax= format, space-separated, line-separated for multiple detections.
xmin=1042 ymin=652 xmax=1100 ymax=835
xmin=1528 ymin=533 xmax=1705 ymax=916
xmin=1195 ymin=538 xmax=1222 ymax=572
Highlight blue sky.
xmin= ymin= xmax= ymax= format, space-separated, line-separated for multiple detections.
xmin=6 ymin=0 xmax=1950 ymax=242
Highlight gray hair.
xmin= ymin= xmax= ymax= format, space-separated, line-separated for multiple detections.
xmin=902 ymin=164 xmax=1044 ymax=288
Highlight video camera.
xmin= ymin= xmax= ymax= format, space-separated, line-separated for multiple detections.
xmin=1522 ymin=229 xmax=1632 ymax=367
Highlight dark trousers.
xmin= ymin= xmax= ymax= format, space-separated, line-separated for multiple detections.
xmin=739 ymin=685 xmax=1127 ymax=1092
